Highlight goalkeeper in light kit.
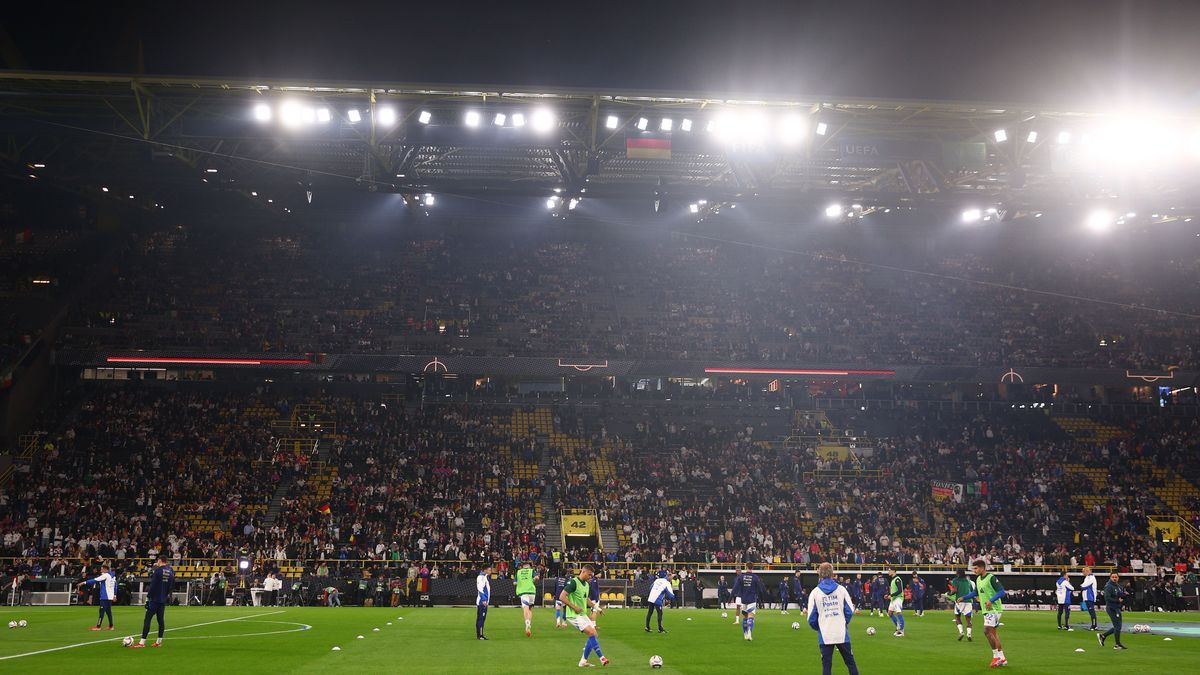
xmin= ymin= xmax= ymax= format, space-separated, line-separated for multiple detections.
xmin=515 ymin=561 xmax=539 ymax=637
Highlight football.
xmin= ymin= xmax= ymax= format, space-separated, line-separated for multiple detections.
xmin=6 ymin=621 xmax=15 ymax=629
xmin=866 ymin=626 xmax=877 ymax=636
xmin=721 ymin=612 xmax=728 ymax=618
xmin=649 ymin=654 xmax=664 ymax=668
xmin=791 ymin=622 xmax=801 ymax=630
xmin=17 ymin=620 xmax=27 ymax=628
xmin=123 ymin=636 xmax=135 ymax=647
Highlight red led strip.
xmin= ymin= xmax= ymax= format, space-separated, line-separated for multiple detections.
xmin=704 ymin=367 xmax=895 ymax=376
xmin=106 ymin=356 xmax=311 ymax=366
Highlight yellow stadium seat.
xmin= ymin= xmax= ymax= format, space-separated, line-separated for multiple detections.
xmin=544 ymin=593 xmax=553 ymax=602
xmin=616 ymin=593 xmax=625 ymax=602
xmin=600 ymin=593 xmax=611 ymax=602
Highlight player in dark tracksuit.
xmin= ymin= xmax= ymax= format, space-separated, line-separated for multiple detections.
xmin=1098 ymin=573 xmax=1129 ymax=650
xmin=848 ymin=573 xmax=864 ymax=609
xmin=779 ymin=579 xmax=791 ymax=613
xmin=910 ymin=573 xmax=927 ymax=617
xmin=870 ymin=576 xmax=886 ymax=616
xmin=133 ymin=556 xmax=174 ymax=647
xmin=791 ymin=572 xmax=805 ymax=612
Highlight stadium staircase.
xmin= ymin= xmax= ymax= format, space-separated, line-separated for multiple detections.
xmin=0 ymin=432 xmax=45 ymax=487
xmin=1132 ymin=459 xmax=1200 ymax=522
xmin=261 ymin=402 xmax=338 ymax=528
xmin=1051 ymin=416 xmax=1129 ymax=444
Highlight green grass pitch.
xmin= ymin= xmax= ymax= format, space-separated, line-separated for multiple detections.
xmin=2 ymin=605 xmax=1197 ymax=673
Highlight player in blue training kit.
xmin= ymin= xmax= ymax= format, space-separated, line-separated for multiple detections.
xmin=735 ymin=563 xmax=767 ymax=641
xmin=80 ymin=563 xmax=117 ymax=630
xmin=475 ymin=563 xmax=492 ymax=640
xmin=910 ymin=572 xmax=927 ymax=617
xmin=553 ymin=574 xmax=569 ymax=628
xmin=779 ymin=578 xmax=791 ymax=614
xmin=869 ymin=575 xmax=885 ymax=616
xmin=132 ymin=556 xmax=174 ymax=648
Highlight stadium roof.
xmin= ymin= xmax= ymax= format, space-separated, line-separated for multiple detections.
xmin=3 ymin=70 xmax=1200 ymax=216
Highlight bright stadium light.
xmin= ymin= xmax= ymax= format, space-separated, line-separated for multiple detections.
xmin=689 ymin=203 xmax=700 ymax=214
xmin=280 ymin=101 xmax=311 ymax=128
xmin=962 ymin=208 xmax=983 ymax=223
xmin=824 ymin=203 xmax=843 ymax=219
xmin=377 ymin=107 xmax=397 ymax=126
xmin=568 ymin=198 xmax=579 ymax=210
xmin=1057 ymin=130 xmax=1071 ymax=144
xmin=740 ymin=111 xmax=770 ymax=144
xmin=779 ymin=113 xmax=806 ymax=145
xmin=660 ymin=117 xmax=673 ymax=132
xmin=546 ymin=198 xmax=558 ymax=209
xmin=994 ymin=129 xmax=1008 ymax=143
xmin=347 ymin=109 xmax=362 ymax=123
xmin=423 ymin=193 xmax=435 ymax=206
xmin=1085 ymin=208 xmax=1115 ymax=233
xmin=605 ymin=115 xmax=619 ymax=129
xmin=680 ymin=118 xmax=692 ymax=132
xmin=1026 ymin=130 xmax=1038 ymax=143
xmin=465 ymin=110 xmax=481 ymax=127
xmin=493 ymin=113 xmax=506 ymax=126
xmin=636 ymin=117 xmax=649 ymax=131
xmin=511 ymin=112 xmax=525 ymax=128
xmin=418 ymin=110 xmax=432 ymax=124
xmin=706 ymin=119 xmax=717 ymax=133
xmin=316 ymin=107 xmax=331 ymax=123
xmin=253 ymin=103 xmax=272 ymax=122
xmin=531 ymin=108 xmax=555 ymax=132
xmin=815 ymin=122 xmax=828 ymax=136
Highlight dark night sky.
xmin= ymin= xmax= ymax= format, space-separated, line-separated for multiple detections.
xmin=5 ymin=0 xmax=1200 ymax=107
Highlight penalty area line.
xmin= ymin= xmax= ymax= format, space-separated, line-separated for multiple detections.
xmin=0 ymin=610 xmax=286 ymax=661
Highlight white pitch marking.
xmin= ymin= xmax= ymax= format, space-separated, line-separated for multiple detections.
xmin=157 ymin=620 xmax=311 ymax=640
xmin=0 ymin=610 xmax=286 ymax=661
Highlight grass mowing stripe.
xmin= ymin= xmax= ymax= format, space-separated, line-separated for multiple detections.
xmin=0 ymin=610 xmax=285 ymax=661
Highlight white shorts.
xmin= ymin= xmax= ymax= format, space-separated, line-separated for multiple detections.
xmin=555 ymin=600 xmax=564 ymax=608
xmin=519 ymin=594 xmax=536 ymax=606
xmin=735 ymin=597 xmax=742 ymax=606
xmin=888 ymin=597 xmax=904 ymax=613
xmin=955 ymin=602 xmax=974 ymax=616
xmin=741 ymin=603 xmax=757 ymax=614
xmin=570 ymin=616 xmax=596 ymax=632
xmin=983 ymin=612 xmax=1001 ymax=628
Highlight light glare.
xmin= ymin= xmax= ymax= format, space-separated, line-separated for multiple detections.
xmin=824 ymin=204 xmax=843 ymax=218
xmin=531 ymin=108 xmax=555 ymax=132
xmin=605 ymin=115 xmax=619 ymax=129
xmin=680 ymin=118 xmax=692 ymax=132
xmin=1085 ymin=208 xmax=1114 ymax=233
xmin=465 ymin=111 xmax=481 ymax=127
xmin=253 ymin=104 xmax=272 ymax=122
xmin=377 ymin=107 xmax=397 ymax=126
xmin=316 ymin=108 xmax=331 ymax=123
xmin=511 ymin=113 xmax=525 ymax=127
xmin=418 ymin=110 xmax=432 ymax=124
xmin=636 ymin=117 xmax=649 ymax=131
xmin=994 ymin=129 xmax=1008 ymax=143
xmin=494 ymin=113 xmax=506 ymax=126
xmin=347 ymin=109 xmax=361 ymax=123
xmin=660 ymin=118 xmax=673 ymax=132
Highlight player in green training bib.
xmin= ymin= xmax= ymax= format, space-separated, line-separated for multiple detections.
xmin=964 ymin=559 xmax=1008 ymax=668
xmin=942 ymin=569 xmax=976 ymax=641
xmin=885 ymin=566 xmax=906 ymax=636
xmin=515 ymin=561 xmax=539 ymax=637
xmin=559 ymin=565 xmax=608 ymax=668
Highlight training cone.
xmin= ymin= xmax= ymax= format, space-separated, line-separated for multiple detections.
xmin=387 ymin=622 xmax=393 ymax=625
xmin=332 ymin=646 xmax=341 ymax=651
xmin=1075 ymin=648 xmax=1085 ymax=652
xmin=1164 ymin=637 xmax=1173 ymax=641
xmin=357 ymin=635 xmax=365 ymax=639
xmin=373 ymin=628 xmax=380 ymax=632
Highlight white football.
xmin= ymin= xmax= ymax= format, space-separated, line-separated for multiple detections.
xmin=721 ymin=612 xmax=728 ymax=618
xmin=123 ymin=636 xmax=134 ymax=647
xmin=17 ymin=620 xmax=27 ymax=628
xmin=649 ymin=654 xmax=664 ymax=668
xmin=866 ymin=626 xmax=877 ymax=636
xmin=791 ymin=621 xmax=801 ymax=630
xmin=7 ymin=621 xmax=15 ymax=629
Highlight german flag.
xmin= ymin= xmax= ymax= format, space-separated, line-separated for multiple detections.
xmin=626 ymin=132 xmax=672 ymax=160
xmin=317 ymin=502 xmax=332 ymax=515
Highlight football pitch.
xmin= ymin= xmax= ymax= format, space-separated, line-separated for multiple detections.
xmin=2 ymin=605 xmax=1198 ymax=674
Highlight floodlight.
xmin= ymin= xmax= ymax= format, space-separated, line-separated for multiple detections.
xmin=993 ymin=129 xmax=1007 ymax=143
xmin=377 ymin=107 xmax=397 ymax=126
xmin=424 ymin=193 xmax=435 ymax=206
xmin=824 ymin=204 xmax=843 ymax=218
xmin=706 ymin=119 xmax=717 ymax=133
xmin=465 ymin=111 xmax=481 ymax=127
xmin=418 ymin=110 xmax=432 ymax=124
xmin=1056 ymin=131 xmax=1070 ymax=144
xmin=546 ymin=198 xmax=558 ymax=209
xmin=253 ymin=103 xmax=272 ymax=122
xmin=206 ymin=168 xmax=218 ymax=173
xmin=680 ymin=118 xmax=692 ymax=132
xmin=605 ymin=115 xmax=619 ymax=129
xmin=101 ymin=187 xmax=109 ymax=192
xmin=815 ymin=122 xmax=828 ymax=136
xmin=316 ymin=107 xmax=331 ymax=123
xmin=347 ymin=109 xmax=362 ymax=123
xmin=493 ymin=113 xmax=506 ymax=126
xmin=531 ymin=108 xmax=555 ymax=132
xmin=1085 ymin=208 xmax=1114 ymax=233
xmin=568 ymin=198 xmax=579 ymax=210
xmin=660 ymin=118 xmax=673 ymax=132
xmin=689 ymin=203 xmax=700 ymax=213
xmin=961 ymin=208 xmax=982 ymax=223
xmin=1026 ymin=131 xmax=1038 ymax=143
xmin=280 ymin=101 xmax=308 ymax=128
xmin=741 ymin=111 xmax=770 ymax=144
xmin=780 ymin=113 xmax=806 ymax=144
xmin=637 ymin=117 xmax=649 ymax=131
xmin=511 ymin=113 xmax=525 ymax=128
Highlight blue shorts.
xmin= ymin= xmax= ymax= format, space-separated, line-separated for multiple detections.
xmin=1080 ymin=600 xmax=1094 ymax=611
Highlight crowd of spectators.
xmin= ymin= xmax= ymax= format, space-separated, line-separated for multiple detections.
xmin=53 ymin=224 xmax=1199 ymax=369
